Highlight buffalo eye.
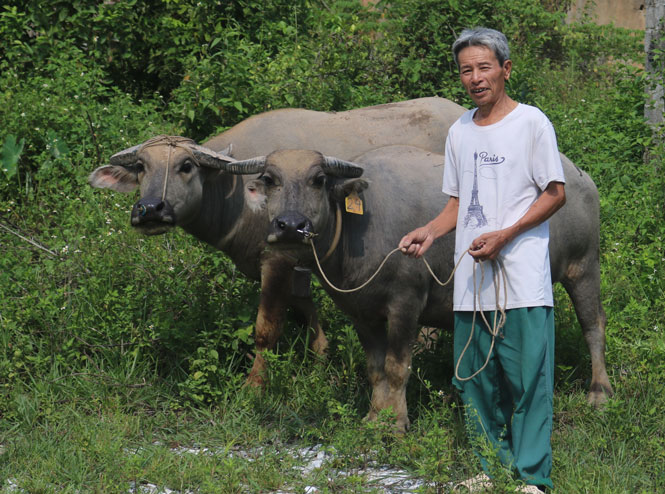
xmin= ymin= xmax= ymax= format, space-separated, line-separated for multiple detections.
xmin=311 ymin=174 xmax=326 ymax=188
xmin=260 ymin=174 xmax=277 ymax=187
xmin=179 ymin=160 xmax=193 ymax=174
xmin=132 ymin=160 xmax=145 ymax=174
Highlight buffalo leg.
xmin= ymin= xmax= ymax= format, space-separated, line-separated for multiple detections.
xmin=562 ymin=267 xmax=613 ymax=405
xmin=356 ymin=309 xmax=420 ymax=432
xmin=246 ymin=259 xmax=292 ymax=387
xmin=355 ymin=319 xmax=389 ymax=421
xmin=382 ymin=305 xmax=421 ymax=432
xmin=289 ymin=295 xmax=329 ymax=356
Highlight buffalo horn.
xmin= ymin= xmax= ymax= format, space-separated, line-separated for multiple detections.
xmin=322 ymin=157 xmax=364 ymax=178
xmin=188 ymin=144 xmax=238 ymax=169
xmin=221 ymin=156 xmax=267 ymax=175
xmin=109 ymin=143 xmax=142 ymax=166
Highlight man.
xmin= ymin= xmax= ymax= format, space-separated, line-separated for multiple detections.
xmin=399 ymin=27 xmax=566 ymax=493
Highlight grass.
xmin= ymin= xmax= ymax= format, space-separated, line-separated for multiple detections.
xmin=1 ymin=171 xmax=664 ymax=493
xmin=2 ymin=312 xmax=664 ymax=493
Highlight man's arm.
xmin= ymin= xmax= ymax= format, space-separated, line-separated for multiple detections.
xmin=399 ymin=197 xmax=460 ymax=258
xmin=469 ymin=181 xmax=566 ymax=261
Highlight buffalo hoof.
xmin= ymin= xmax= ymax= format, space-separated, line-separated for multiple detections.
xmin=309 ymin=333 xmax=329 ymax=357
xmin=587 ymin=382 xmax=613 ymax=407
xmin=587 ymin=389 xmax=612 ymax=408
xmin=244 ymin=370 xmax=266 ymax=390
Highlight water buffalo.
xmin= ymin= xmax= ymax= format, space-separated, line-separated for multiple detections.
xmin=231 ymin=144 xmax=612 ymax=431
xmin=88 ymin=97 xmax=462 ymax=386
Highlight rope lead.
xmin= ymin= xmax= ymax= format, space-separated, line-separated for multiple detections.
xmin=307 ymin=238 xmax=508 ymax=381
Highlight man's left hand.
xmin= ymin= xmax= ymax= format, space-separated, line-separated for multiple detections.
xmin=469 ymin=230 xmax=509 ymax=261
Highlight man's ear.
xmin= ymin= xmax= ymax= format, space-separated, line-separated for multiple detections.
xmin=503 ymin=59 xmax=512 ymax=80
xmin=88 ymin=165 xmax=139 ymax=193
xmin=331 ymin=178 xmax=369 ymax=201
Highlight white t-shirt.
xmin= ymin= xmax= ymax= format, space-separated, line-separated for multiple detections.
xmin=442 ymin=103 xmax=565 ymax=311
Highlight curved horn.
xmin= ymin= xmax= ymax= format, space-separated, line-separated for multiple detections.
xmin=109 ymin=143 xmax=142 ymax=166
xmin=188 ymin=144 xmax=237 ymax=169
xmin=322 ymin=156 xmax=364 ymax=178
xmin=221 ymin=156 xmax=267 ymax=175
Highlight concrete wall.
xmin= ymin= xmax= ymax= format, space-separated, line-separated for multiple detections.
xmin=566 ymin=0 xmax=646 ymax=30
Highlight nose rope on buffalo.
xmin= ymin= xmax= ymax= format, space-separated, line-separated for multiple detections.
xmin=305 ymin=237 xmax=507 ymax=381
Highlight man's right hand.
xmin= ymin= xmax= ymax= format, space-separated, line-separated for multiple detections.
xmin=399 ymin=226 xmax=434 ymax=259
xmin=399 ymin=197 xmax=460 ymax=259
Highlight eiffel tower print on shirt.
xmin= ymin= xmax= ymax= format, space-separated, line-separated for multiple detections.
xmin=464 ymin=151 xmax=489 ymax=229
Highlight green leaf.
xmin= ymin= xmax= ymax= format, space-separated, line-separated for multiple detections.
xmin=46 ymin=129 xmax=69 ymax=159
xmin=1 ymin=134 xmax=24 ymax=178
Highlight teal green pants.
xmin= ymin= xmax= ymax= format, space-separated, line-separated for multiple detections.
xmin=453 ymin=307 xmax=554 ymax=489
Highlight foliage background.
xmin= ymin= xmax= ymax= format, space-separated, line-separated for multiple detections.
xmin=0 ymin=0 xmax=663 ymax=492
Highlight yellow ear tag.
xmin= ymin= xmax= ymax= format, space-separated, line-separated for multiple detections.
xmin=345 ymin=191 xmax=364 ymax=215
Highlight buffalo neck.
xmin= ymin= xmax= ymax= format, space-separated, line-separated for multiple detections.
xmin=181 ymin=172 xmax=267 ymax=278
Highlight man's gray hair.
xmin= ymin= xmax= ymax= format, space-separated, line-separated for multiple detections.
xmin=452 ymin=27 xmax=511 ymax=67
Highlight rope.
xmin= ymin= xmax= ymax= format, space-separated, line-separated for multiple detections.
xmin=454 ymin=258 xmax=507 ymax=382
xmin=319 ymin=204 xmax=342 ymax=264
xmin=162 ymin=144 xmax=172 ymax=201
xmin=307 ymin=237 xmax=466 ymax=293
xmin=137 ymin=135 xmax=202 ymax=203
xmin=307 ymin=237 xmax=508 ymax=381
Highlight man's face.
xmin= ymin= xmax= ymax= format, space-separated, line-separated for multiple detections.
xmin=458 ymin=45 xmax=511 ymax=108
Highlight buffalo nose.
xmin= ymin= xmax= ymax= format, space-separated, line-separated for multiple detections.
xmin=131 ymin=197 xmax=176 ymax=226
xmin=269 ymin=211 xmax=314 ymax=243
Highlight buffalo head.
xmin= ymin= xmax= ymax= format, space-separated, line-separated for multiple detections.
xmin=88 ymin=136 xmax=262 ymax=235
xmin=230 ymin=149 xmax=368 ymax=253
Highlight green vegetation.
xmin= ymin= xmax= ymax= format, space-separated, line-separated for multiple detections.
xmin=1 ymin=1 xmax=663 ymax=492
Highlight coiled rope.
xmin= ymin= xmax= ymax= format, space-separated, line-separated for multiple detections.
xmin=306 ymin=237 xmax=507 ymax=381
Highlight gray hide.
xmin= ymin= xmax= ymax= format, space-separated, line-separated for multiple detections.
xmin=88 ymin=98 xmax=464 ymax=386
xmin=244 ymin=145 xmax=612 ymax=431
xmin=204 ymin=97 xmax=463 ymax=158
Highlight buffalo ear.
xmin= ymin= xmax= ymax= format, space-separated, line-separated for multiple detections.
xmin=244 ymin=178 xmax=268 ymax=212
xmin=331 ymin=178 xmax=369 ymax=201
xmin=88 ymin=165 xmax=139 ymax=193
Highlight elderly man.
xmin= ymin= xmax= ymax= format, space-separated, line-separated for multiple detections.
xmin=400 ymin=27 xmax=566 ymax=493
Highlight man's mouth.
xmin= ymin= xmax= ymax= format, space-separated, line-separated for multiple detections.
xmin=471 ymin=88 xmax=488 ymax=94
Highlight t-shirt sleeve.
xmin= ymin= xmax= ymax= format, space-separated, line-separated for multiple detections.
xmin=532 ymin=120 xmax=566 ymax=190
xmin=442 ymin=132 xmax=459 ymax=197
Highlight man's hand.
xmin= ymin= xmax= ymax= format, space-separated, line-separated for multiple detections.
xmin=468 ymin=230 xmax=509 ymax=261
xmin=468 ymin=181 xmax=566 ymax=262
xmin=399 ymin=227 xmax=434 ymax=259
